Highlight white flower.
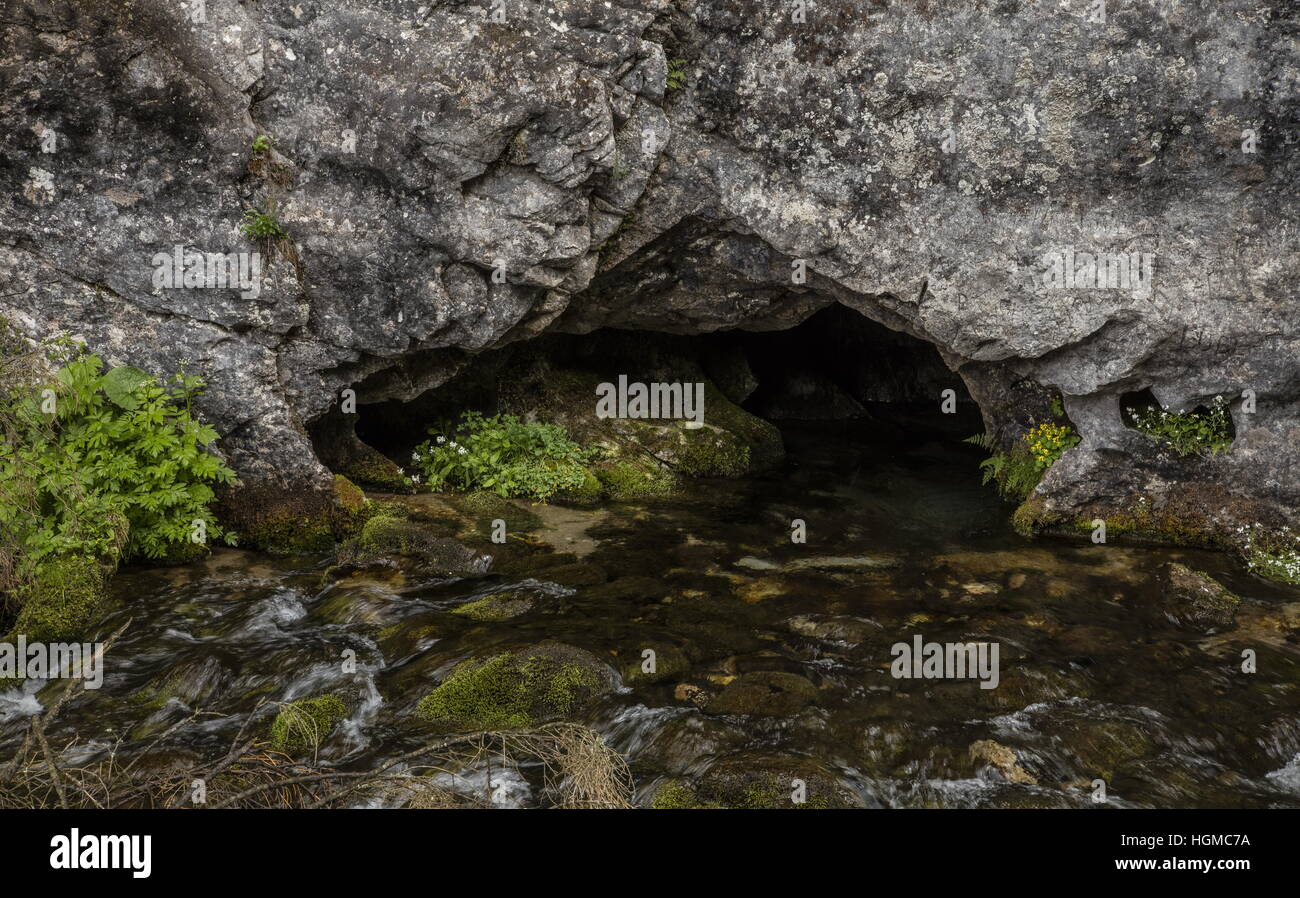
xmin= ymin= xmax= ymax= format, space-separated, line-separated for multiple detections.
xmin=436 ymin=436 xmax=446 ymax=445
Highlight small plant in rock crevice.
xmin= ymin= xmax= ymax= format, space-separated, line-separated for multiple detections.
xmin=241 ymin=207 xmax=287 ymax=241
xmin=966 ymin=421 xmax=1081 ymax=502
xmin=1126 ymin=394 xmax=1233 ymax=457
xmin=665 ymin=58 xmax=688 ymax=90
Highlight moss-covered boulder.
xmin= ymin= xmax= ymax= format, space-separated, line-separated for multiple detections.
xmin=1161 ymin=563 xmax=1240 ymax=629
xmin=219 ymin=479 xmax=369 ymax=555
xmin=415 ymin=642 xmax=614 ymax=731
xmin=269 ymin=694 xmax=350 ymax=754
xmin=451 ymin=591 xmax=536 ymax=621
xmin=704 ymin=670 xmax=819 ymax=718
xmin=356 ymin=514 xmax=488 ymax=575
xmin=649 ymin=755 xmax=861 ymax=808
xmin=494 ymin=360 xmax=783 ymax=501
xmin=7 ymin=512 xmax=128 ymax=644
xmin=9 ymin=556 xmax=113 ymax=643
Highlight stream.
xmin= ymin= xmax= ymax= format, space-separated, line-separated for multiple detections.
xmin=3 ymin=413 xmax=1299 ymax=808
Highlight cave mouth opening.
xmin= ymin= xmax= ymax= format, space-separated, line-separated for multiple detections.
xmin=316 ymin=303 xmax=979 ymax=485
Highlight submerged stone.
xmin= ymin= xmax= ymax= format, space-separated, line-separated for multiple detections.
xmin=1161 ymin=563 xmax=1240 ymax=629
xmin=704 ymin=670 xmax=819 ymax=717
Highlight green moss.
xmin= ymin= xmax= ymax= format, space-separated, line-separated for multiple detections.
xmin=269 ymin=694 xmax=349 ymax=754
xmin=247 ymin=510 xmax=335 ymax=554
xmin=553 ymin=468 xmax=602 ymax=506
xmin=650 ymin=782 xmax=702 ymax=809
xmin=699 ymin=383 xmax=784 ymax=472
xmin=451 ymin=592 xmax=533 ymax=621
xmin=595 ymin=461 xmax=679 ymax=500
xmin=10 ymin=556 xmax=111 ymax=643
xmin=652 ymin=767 xmax=838 ymax=809
xmin=341 ymin=449 xmax=410 ymax=492
xmin=415 ymin=645 xmax=606 ymax=731
xmin=675 ymin=426 xmax=751 ymax=477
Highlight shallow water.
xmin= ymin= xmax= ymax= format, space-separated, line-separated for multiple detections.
xmin=4 ymin=413 xmax=1299 ymax=808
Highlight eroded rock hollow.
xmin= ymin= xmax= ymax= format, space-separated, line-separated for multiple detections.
xmin=2 ymin=0 xmax=1297 ymax=544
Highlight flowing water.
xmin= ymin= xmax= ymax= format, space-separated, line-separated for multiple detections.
xmin=4 ymin=411 xmax=1299 ymax=808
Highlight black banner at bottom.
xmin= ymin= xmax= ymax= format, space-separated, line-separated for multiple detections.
xmin=4 ymin=808 xmax=1283 ymax=884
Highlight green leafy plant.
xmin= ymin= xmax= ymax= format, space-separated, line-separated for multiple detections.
xmin=1126 ymin=395 xmax=1233 ymax=457
xmin=1240 ymin=524 xmax=1300 ymax=586
xmin=965 ymin=422 xmax=1080 ymax=501
xmin=410 ymin=411 xmax=595 ymax=502
xmin=251 ymin=134 xmax=274 ymax=155
xmin=666 ymin=58 xmax=688 ymax=90
xmin=0 ymin=350 xmax=237 ymax=581
xmin=241 ymin=207 xmax=287 ymax=240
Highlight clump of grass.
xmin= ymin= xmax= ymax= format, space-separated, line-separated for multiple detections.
xmin=241 ymin=207 xmax=287 ymax=240
xmin=1126 ymin=394 xmax=1233 ymax=457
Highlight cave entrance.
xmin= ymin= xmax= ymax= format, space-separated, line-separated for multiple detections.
xmin=314 ymin=303 xmax=978 ymax=489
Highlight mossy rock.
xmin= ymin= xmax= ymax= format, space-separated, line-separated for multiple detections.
xmin=1161 ymin=563 xmax=1240 ymax=629
xmin=451 ymin=591 xmax=536 ymax=621
xmin=704 ymin=670 xmax=819 ymax=718
xmin=675 ymin=424 xmax=751 ymax=477
xmin=649 ymin=755 xmax=859 ymax=809
xmin=415 ymin=642 xmax=614 ymax=731
xmin=357 ymin=514 xmax=487 ymax=575
xmin=269 ymin=694 xmax=350 ymax=754
xmin=341 ymin=445 xmax=410 ymax=492
xmin=130 ymin=656 xmax=228 ymax=711
xmin=9 ymin=556 xmax=113 ymax=644
xmin=622 ymin=641 xmax=690 ymax=685
xmin=552 ymin=468 xmax=603 ymax=507
xmin=594 ymin=461 xmax=680 ymax=501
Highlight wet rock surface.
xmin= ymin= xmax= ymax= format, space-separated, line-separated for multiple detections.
xmin=1 ymin=0 xmax=1296 ymax=542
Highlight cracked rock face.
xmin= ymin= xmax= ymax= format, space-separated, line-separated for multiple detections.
xmin=1 ymin=0 xmax=1296 ymax=537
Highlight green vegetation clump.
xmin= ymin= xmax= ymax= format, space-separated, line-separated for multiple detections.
xmin=269 ymin=694 xmax=350 ymax=755
xmin=1126 ymin=395 xmax=1233 ymax=457
xmin=241 ymin=207 xmax=287 ymax=240
xmin=251 ymin=134 xmax=273 ymax=154
xmin=415 ymin=646 xmax=606 ymax=731
xmin=675 ymin=426 xmax=750 ymax=477
xmin=411 ymin=411 xmax=596 ymax=502
xmin=451 ymin=592 xmax=533 ymax=621
xmin=966 ymin=421 xmax=1079 ymax=502
xmin=665 ymin=58 xmax=688 ymax=90
xmin=1241 ymin=525 xmax=1300 ymax=586
xmin=595 ymin=461 xmax=679 ymax=500
xmin=0 ymin=347 xmax=236 ymax=621
xmin=10 ymin=553 xmax=115 ymax=642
